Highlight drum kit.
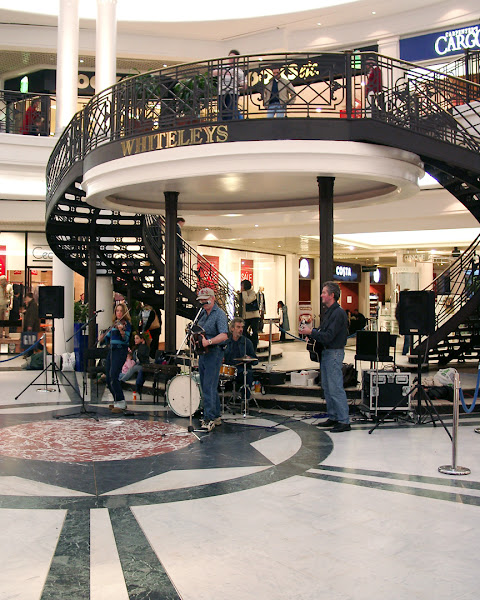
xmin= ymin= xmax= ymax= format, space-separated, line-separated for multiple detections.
xmin=165 ymin=309 xmax=260 ymax=425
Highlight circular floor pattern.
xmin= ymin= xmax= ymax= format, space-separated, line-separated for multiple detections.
xmin=0 ymin=419 xmax=196 ymax=462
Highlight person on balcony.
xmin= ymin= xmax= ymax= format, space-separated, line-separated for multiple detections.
xmin=263 ymin=67 xmax=295 ymax=118
xmin=365 ymin=57 xmax=383 ymax=116
xmin=21 ymin=99 xmax=44 ymax=135
xmin=212 ymin=49 xmax=246 ymax=121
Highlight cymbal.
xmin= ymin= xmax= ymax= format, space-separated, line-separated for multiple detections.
xmin=234 ymin=355 xmax=257 ymax=363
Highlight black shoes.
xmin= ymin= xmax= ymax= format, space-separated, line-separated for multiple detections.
xmin=316 ymin=419 xmax=338 ymax=428
xmin=330 ymin=423 xmax=352 ymax=433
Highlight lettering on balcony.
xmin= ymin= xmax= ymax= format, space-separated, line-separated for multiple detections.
xmin=121 ymin=125 xmax=229 ymax=157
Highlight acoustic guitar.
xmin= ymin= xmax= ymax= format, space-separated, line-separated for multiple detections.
xmin=306 ymin=337 xmax=323 ymax=363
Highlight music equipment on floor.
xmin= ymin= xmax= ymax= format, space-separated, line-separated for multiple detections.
xmin=166 ymin=373 xmax=203 ymax=417
xmin=234 ymin=355 xmax=257 ymax=363
xmin=361 ymin=370 xmax=412 ymax=411
xmin=397 ymin=290 xmax=435 ymax=335
xmin=355 ymin=330 xmax=392 ymax=362
xmin=38 ymin=286 xmax=65 ymax=319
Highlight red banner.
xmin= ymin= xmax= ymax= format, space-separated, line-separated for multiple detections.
xmin=240 ymin=259 xmax=254 ymax=285
xmin=0 ymin=246 xmax=5 ymax=277
xmin=194 ymin=255 xmax=220 ymax=293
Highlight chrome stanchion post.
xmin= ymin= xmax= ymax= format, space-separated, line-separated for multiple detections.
xmin=439 ymin=372 xmax=471 ymax=476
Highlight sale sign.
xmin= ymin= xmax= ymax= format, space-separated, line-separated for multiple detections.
xmin=0 ymin=246 xmax=6 ymax=276
xmin=240 ymin=259 xmax=254 ymax=285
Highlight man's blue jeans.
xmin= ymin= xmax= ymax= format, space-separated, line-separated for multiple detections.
xmin=267 ymin=102 xmax=286 ymax=118
xmin=320 ymin=348 xmax=349 ymax=424
xmin=199 ymin=349 xmax=223 ymax=420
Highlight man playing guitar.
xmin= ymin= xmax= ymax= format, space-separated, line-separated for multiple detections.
xmin=301 ymin=281 xmax=351 ymax=433
xmin=196 ymin=288 xmax=228 ymax=431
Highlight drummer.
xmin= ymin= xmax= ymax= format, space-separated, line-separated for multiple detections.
xmin=224 ymin=317 xmax=258 ymax=396
xmin=196 ymin=288 xmax=229 ymax=431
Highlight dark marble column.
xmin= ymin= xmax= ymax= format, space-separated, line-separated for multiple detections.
xmin=164 ymin=191 xmax=179 ymax=353
xmin=317 ymin=176 xmax=335 ymax=312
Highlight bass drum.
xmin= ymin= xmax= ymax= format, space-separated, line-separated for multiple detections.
xmin=166 ymin=373 xmax=203 ymax=417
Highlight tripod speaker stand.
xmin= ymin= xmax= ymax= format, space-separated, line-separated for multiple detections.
xmin=369 ymin=290 xmax=451 ymax=439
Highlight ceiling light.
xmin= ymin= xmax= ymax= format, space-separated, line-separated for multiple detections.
xmin=317 ymin=22 xmax=322 ymax=25
xmin=163 ymin=64 xmax=167 ymax=67
xmin=371 ymin=11 xmax=376 ymax=14
xmin=254 ymin=224 xmax=259 ymax=227
xmin=223 ymin=213 xmax=243 ymax=217
xmin=79 ymin=59 xmax=84 ymax=63
xmin=205 ymin=228 xmax=209 ymax=231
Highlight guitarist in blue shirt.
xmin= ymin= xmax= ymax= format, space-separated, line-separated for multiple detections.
xmin=301 ymin=281 xmax=351 ymax=433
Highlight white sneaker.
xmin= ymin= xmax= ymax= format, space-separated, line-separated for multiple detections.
xmin=113 ymin=400 xmax=127 ymax=409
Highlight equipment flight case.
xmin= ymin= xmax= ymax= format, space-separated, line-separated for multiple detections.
xmin=361 ymin=370 xmax=412 ymax=412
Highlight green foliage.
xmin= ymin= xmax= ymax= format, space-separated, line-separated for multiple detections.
xmin=74 ymin=301 xmax=88 ymax=323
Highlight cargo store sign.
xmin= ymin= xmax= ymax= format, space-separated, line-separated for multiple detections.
xmin=400 ymin=24 xmax=480 ymax=62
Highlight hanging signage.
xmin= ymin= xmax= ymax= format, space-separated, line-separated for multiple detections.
xmin=240 ymin=259 xmax=254 ymax=286
xmin=333 ymin=262 xmax=361 ymax=282
xmin=400 ymin=24 xmax=480 ymax=62
xmin=370 ymin=267 xmax=388 ymax=285
xmin=0 ymin=246 xmax=6 ymax=276
xmin=299 ymin=258 xmax=314 ymax=280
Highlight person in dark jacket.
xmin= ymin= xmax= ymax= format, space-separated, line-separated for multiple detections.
xmin=301 ymin=281 xmax=351 ymax=432
xmin=140 ymin=304 xmax=162 ymax=360
xmin=23 ymin=293 xmax=40 ymax=332
xmin=224 ymin=318 xmax=258 ymax=398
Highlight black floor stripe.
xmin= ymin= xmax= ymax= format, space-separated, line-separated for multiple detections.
xmin=316 ymin=464 xmax=480 ymax=489
xmin=40 ymin=510 xmax=90 ymax=599
xmin=303 ymin=471 xmax=480 ymax=505
xmin=110 ymin=507 xmax=181 ymax=600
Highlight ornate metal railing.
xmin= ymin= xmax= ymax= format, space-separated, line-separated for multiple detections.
xmin=46 ymin=51 xmax=480 ymax=206
xmin=143 ymin=215 xmax=239 ymax=319
xmin=420 ymin=233 xmax=480 ymax=333
xmin=0 ymin=90 xmax=54 ymax=135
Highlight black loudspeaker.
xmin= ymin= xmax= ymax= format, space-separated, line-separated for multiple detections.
xmin=39 ymin=286 xmax=65 ymax=319
xmin=398 ymin=290 xmax=435 ymax=335
xmin=356 ymin=330 xmax=391 ymax=361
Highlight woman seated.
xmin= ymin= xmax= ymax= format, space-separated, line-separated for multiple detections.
xmin=118 ymin=332 xmax=150 ymax=398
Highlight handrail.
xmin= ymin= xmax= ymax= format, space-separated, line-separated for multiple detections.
xmin=143 ymin=215 xmax=239 ymax=319
xmin=417 ymin=233 xmax=480 ymax=345
xmin=46 ymin=51 xmax=480 ymax=207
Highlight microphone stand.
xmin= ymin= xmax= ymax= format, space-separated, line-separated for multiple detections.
xmin=54 ymin=310 xmax=103 ymax=420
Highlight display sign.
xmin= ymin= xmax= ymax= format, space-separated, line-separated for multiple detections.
xmin=240 ymin=259 xmax=254 ymax=286
xmin=195 ymin=255 xmax=219 ymax=292
xmin=0 ymin=246 xmax=5 ymax=276
xmin=333 ymin=262 xmax=361 ymax=282
xmin=27 ymin=234 xmax=53 ymax=267
xmin=370 ymin=267 xmax=388 ymax=285
xmin=299 ymin=257 xmax=314 ymax=280
xmin=400 ymin=24 xmax=480 ymax=62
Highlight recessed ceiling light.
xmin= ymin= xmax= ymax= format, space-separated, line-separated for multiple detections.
xmin=317 ymin=22 xmax=322 ymax=25
xmin=371 ymin=10 xmax=376 ymax=14
xmin=223 ymin=213 xmax=242 ymax=217
xmin=79 ymin=59 xmax=84 ymax=63
xmin=163 ymin=64 xmax=167 ymax=67
xmin=205 ymin=228 xmax=209 ymax=231
xmin=254 ymin=224 xmax=259 ymax=227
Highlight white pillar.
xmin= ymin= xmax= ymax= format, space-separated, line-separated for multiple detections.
xmin=377 ymin=36 xmax=400 ymax=59
xmin=52 ymin=256 xmax=74 ymax=354
xmin=56 ymin=0 xmax=79 ymax=134
xmin=95 ymin=0 xmax=117 ymax=93
xmin=97 ymin=276 xmax=114 ymax=332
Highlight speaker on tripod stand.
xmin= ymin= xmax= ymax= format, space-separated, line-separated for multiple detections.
xmin=38 ymin=286 xmax=64 ymax=384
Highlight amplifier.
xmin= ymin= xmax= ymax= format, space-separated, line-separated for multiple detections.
xmin=361 ymin=370 xmax=412 ymax=411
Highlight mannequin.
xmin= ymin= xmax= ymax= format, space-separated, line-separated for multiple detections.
xmin=257 ymin=286 xmax=266 ymax=332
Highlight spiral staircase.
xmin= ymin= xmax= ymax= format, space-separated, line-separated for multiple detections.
xmin=45 ymin=51 xmax=480 ymax=363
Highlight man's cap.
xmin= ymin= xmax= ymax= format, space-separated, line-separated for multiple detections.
xmin=197 ymin=288 xmax=215 ymax=300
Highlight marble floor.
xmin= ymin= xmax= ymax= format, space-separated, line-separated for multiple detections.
xmin=0 ymin=344 xmax=479 ymax=599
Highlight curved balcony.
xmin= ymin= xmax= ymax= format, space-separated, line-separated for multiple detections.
xmin=45 ymin=51 xmax=480 ymax=356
